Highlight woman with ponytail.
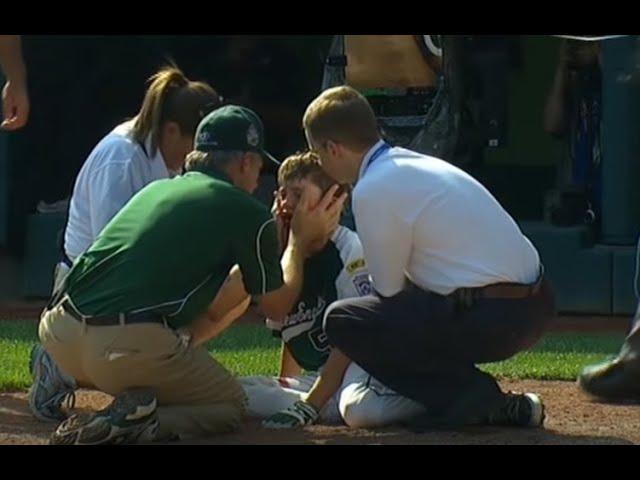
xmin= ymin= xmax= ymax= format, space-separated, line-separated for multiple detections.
xmin=57 ymin=65 xmax=221 ymax=289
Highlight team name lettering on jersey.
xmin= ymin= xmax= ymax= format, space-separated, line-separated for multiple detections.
xmin=283 ymin=297 xmax=327 ymax=328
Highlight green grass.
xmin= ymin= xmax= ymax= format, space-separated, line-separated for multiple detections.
xmin=205 ymin=323 xmax=281 ymax=376
xmin=480 ymin=334 xmax=625 ymax=380
xmin=1 ymin=321 xmax=39 ymax=391
xmin=0 ymin=320 xmax=625 ymax=391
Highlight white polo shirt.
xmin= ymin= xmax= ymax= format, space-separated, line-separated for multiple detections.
xmin=352 ymin=140 xmax=541 ymax=297
xmin=64 ymin=120 xmax=172 ymax=260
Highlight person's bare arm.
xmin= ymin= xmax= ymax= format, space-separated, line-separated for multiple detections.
xmin=186 ymin=185 xmax=346 ymax=346
xmin=262 ymin=348 xmax=352 ymax=429
xmin=279 ymin=343 xmax=302 ymax=378
xmin=257 ymin=237 xmax=307 ymax=322
xmin=0 ymin=35 xmax=29 ymax=130
xmin=257 ymin=185 xmax=347 ymax=321
xmin=303 ymin=349 xmax=351 ymax=411
xmin=186 ymin=265 xmax=251 ymax=347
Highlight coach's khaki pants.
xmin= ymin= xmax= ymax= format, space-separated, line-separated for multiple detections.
xmin=38 ymin=305 xmax=247 ymax=441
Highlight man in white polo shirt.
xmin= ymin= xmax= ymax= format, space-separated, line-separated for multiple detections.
xmin=302 ymin=86 xmax=556 ymax=429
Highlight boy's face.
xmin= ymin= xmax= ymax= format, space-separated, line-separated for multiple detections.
xmin=276 ymin=173 xmax=340 ymax=255
xmin=279 ymin=176 xmax=324 ymax=218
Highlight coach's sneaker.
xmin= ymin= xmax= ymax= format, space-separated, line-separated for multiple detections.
xmin=485 ymin=392 xmax=545 ymax=428
xmin=49 ymin=388 xmax=159 ymax=445
xmin=28 ymin=344 xmax=77 ymax=422
xmin=578 ymin=356 xmax=640 ymax=402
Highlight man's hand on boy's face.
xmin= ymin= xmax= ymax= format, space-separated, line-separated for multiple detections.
xmin=272 ymin=189 xmax=292 ymax=252
xmin=272 ymin=188 xmax=293 ymax=221
xmin=290 ymin=185 xmax=347 ymax=257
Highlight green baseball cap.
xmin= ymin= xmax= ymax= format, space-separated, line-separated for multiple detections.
xmin=194 ymin=105 xmax=280 ymax=165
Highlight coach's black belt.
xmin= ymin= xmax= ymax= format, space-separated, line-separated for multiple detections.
xmin=58 ymin=298 xmax=168 ymax=327
xmin=450 ymin=266 xmax=546 ymax=307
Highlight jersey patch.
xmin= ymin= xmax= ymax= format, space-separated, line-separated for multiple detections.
xmin=345 ymin=258 xmax=366 ymax=274
xmin=353 ymin=272 xmax=373 ymax=296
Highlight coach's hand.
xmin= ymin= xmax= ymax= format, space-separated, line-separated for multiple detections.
xmin=271 ymin=188 xmax=291 ymax=253
xmin=290 ymin=185 xmax=347 ymax=257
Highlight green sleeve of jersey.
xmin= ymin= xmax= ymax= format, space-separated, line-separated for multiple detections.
xmin=235 ymin=213 xmax=284 ymax=296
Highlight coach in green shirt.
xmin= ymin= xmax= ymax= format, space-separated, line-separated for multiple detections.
xmin=38 ymin=105 xmax=346 ymax=445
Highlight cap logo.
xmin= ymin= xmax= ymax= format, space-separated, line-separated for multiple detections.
xmin=247 ymin=124 xmax=260 ymax=147
xmin=197 ymin=131 xmax=217 ymax=147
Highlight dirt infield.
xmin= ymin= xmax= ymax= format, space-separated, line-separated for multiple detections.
xmin=2 ymin=379 xmax=639 ymax=445
xmin=1 ymin=310 xmax=636 ymax=444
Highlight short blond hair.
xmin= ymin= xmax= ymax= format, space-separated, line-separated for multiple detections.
xmin=278 ymin=151 xmax=337 ymax=194
xmin=303 ymin=86 xmax=380 ymax=151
